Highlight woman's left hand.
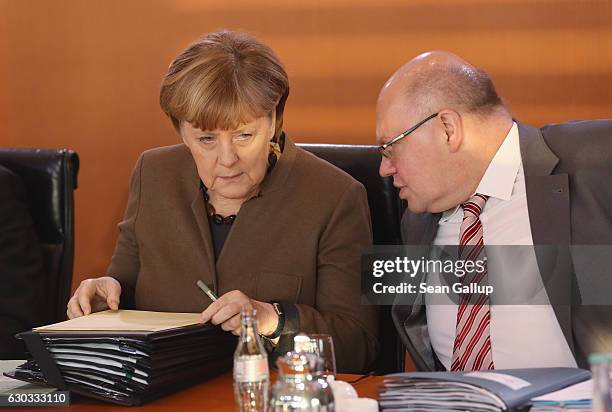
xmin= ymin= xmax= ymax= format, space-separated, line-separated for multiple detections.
xmin=199 ymin=290 xmax=279 ymax=336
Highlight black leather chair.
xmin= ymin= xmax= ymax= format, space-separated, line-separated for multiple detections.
xmin=0 ymin=148 xmax=79 ymax=325
xmin=298 ymin=143 xmax=405 ymax=373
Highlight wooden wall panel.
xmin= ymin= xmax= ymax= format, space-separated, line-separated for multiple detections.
xmin=1 ymin=0 xmax=611 ymax=293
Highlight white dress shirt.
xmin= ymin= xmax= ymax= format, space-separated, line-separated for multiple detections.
xmin=426 ymin=122 xmax=576 ymax=370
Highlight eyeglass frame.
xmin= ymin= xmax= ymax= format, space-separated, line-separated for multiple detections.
xmin=378 ymin=112 xmax=439 ymax=158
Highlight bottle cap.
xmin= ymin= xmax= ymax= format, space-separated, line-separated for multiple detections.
xmin=589 ymin=353 xmax=612 ymax=364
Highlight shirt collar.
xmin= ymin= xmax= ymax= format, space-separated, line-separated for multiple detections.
xmin=441 ymin=122 xmax=520 ymax=219
xmin=475 ymin=121 xmax=521 ymax=201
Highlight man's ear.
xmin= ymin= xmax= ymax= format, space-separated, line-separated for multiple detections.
xmin=438 ymin=109 xmax=463 ymax=153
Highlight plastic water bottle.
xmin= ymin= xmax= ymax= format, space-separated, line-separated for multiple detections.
xmin=233 ymin=308 xmax=269 ymax=412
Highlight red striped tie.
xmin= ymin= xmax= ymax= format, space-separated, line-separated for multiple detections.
xmin=450 ymin=193 xmax=494 ymax=371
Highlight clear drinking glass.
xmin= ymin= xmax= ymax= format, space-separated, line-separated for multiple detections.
xmin=294 ymin=334 xmax=337 ymax=379
xmin=269 ymin=352 xmax=334 ymax=412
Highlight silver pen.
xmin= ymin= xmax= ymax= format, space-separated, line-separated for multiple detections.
xmin=196 ymin=280 xmax=218 ymax=302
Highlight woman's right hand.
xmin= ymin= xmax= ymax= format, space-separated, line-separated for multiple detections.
xmin=66 ymin=276 xmax=122 ymax=319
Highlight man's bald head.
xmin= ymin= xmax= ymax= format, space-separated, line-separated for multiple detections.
xmin=377 ymin=51 xmax=514 ymax=213
xmin=378 ymin=51 xmax=504 ymax=118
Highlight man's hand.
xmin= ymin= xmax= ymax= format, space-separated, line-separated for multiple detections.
xmin=199 ymin=290 xmax=278 ymax=336
xmin=66 ymin=276 xmax=121 ymax=319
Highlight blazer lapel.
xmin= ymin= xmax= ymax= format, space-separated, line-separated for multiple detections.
xmin=402 ymin=211 xmax=442 ymax=246
xmin=519 ymin=122 xmax=570 ymax=245
xmin=395 ymin=210 xmax=441 ymax=371
xmin=518 ymin=122 xmax=574 ymax=354
xmin=191 ymin=183 xmax=218 ymax=294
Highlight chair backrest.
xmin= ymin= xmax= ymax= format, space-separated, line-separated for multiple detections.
xmin=0 ymin=148 xmax=79 ymax=324
xmin=298 ymin=143 xmax=405 ymax=373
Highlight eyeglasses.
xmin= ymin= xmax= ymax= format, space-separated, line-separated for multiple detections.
xmin=378 ymin=112 xmax=439 ymax=158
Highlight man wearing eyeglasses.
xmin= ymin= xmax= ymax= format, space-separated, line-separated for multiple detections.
xmin=377 ymin=51 xmax=612 ymax=372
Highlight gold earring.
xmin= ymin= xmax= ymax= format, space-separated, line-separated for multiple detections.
xmin=269 ymin=141 xmax=281 ymax=157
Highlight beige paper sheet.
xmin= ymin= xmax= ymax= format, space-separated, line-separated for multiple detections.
xmin=34 ymin=310 xmax=201 ymax=332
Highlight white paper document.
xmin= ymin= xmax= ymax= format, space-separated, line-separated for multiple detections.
xmin=532 ymin=378 xmax=592 ymax=402
xmin=466 ymin=371 xmax=532 ymax=390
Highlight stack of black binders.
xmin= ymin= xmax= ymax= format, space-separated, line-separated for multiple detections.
xmin=4 ymin=310 xmax=236 ymax=406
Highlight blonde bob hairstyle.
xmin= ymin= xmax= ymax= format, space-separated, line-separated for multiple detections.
xmin=160 ymin=30 xmax=289 ymax=142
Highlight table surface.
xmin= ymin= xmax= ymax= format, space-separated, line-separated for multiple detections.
xmin=16 ymin=372 xmax=385 ymax=411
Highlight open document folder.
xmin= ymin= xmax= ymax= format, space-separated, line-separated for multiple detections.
xmin=5 ymin=310 xmax=236 ymax=406
xmin=379 ymin=368 xmax=591 ymax=412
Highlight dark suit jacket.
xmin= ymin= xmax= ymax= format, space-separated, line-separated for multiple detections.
xmin=393 ymin=120 xmax=612 ymax=370
xmin=107 ymin=137 xmax=379 ymax=372
xmin=0 ymin=165 xmax=46 ymax=359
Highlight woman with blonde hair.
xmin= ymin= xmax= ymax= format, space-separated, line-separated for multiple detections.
xmin=67 ymin=30 xmax=378 ymax=372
